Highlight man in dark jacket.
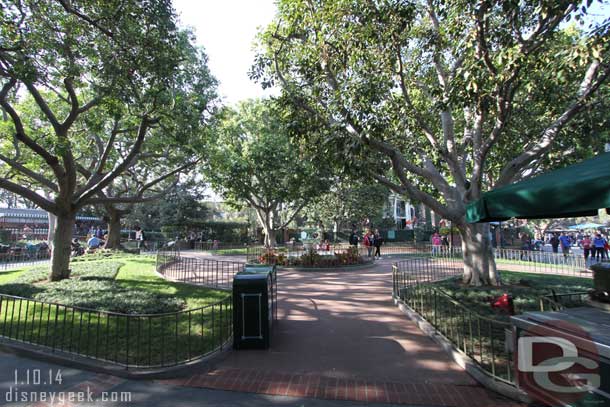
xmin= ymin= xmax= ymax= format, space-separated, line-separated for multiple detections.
xmin=549 ymin=233 xmax=560 ymax=254
xmin=349 ymin=230 xmax=359 ymax=246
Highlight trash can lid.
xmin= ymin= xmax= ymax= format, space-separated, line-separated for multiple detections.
xmin=243 ymin=264 xmax=276 ymax=274
xmin=234 ymin=272 xmax=269 ymax=280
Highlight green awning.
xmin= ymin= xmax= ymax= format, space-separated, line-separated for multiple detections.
xmin=466 ymin=153 xmax=610 ymax=223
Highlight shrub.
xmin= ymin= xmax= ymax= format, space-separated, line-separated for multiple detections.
xmin=33 ymin=279 xmax=185 ymax=314
xmin=7 ymin=261 xmax=122 ymax=285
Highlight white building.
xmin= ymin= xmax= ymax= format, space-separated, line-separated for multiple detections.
xmin=383 ymin=193 xmax=442 ymax=230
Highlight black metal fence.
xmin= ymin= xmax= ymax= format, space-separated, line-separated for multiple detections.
xmin=539 ymin=291 xmax=590 ymax=312
xmin=0 ymin=251 xmax=244 ymax=370
xmin=0 ymin=247 xmax=51 ymax=271
xmin=156 ymin=250 xmax=244 ymax=289
xmin=0 ymin=293 xmax=232 ymax=369
xmin=392 ymin=257 xmax=515 ymax=385
xmin=193 ymin=242 xmax=250 ymax=253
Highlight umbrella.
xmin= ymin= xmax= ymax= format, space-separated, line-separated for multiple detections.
xmin=466 ymin=153 xmax=610 ymax=223
xmin=567 ymin=223 xmax=605 ymax=230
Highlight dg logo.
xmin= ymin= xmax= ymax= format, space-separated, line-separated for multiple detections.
xmin=515 ymin=318 xmax=608 ymax=406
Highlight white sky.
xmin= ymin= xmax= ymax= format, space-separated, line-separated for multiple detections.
xmin=173 ymin=0 xmax=278 ymax=106
xmin=174 ymin=0 xmax=609 ymax=106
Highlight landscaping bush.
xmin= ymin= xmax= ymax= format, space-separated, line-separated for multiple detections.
xmin=33 ymin=279 xmax=185 ymax=314
xmin=0 ymin=260 xmax=185 ymax=314
xmin=433 ymin=271 xmax=593 ymax=321
xmin=0 ymin=229 xmax=11 ymax=244
xmin=256 ymin=247 xmax=366 ymax=267
xmin=6 ymin=261 xmax=122 ymax=286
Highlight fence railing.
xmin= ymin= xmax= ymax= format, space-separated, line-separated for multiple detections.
xmin=0 ymin=248 xmax=51 ymax=271
xmin=392 ymin=257 xmax=515 ymax=385
xmin=539 ymin=291 xmax=590 ymax=312
xmin=404 ymin=243 xmax=589 ymax=277
xmin=0 ymin=291 xmax=233 ymax=370
xmin=156 ymin=249 xmax=244 ymax=289
xmin=193 ymin=242 xmax=250 ymax=253
xmin=120 ymin=239 xmax=165 ymax=254
xmin=494 ymin=247 xmax=588 ymax=276
xmin=0 ymin=250 xmax=243 ymax=370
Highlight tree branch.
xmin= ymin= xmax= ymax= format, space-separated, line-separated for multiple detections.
xmin=0 ymin=152 xmax=58 ymax=192
xmin=75 ymin=115 xmax=156 ymax=206
xmin=0 ymin=178 xmax=56 ymax=213
xmin=497 ymin=60 xmax=609 ymax=186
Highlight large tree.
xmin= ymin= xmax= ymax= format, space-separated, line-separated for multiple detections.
xmin=125 ymin=181 xmax=212 ymax=233
xmin=205 ymin=99 xmax=331 ymax=247
xmin=0 ymin=1 xmax=217 ymax=280
xmin=254 ymin=0 xmax=610 ymax=285
xmin=303 ymin=179 xmax=390 ymax=233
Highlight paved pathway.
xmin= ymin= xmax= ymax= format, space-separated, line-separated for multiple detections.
xmin=160 ymin=254 xmax=522 ymax=406
xmin=0 ymin=253 xmax=524 ymax=406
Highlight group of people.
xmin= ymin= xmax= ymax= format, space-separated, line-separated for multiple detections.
xmin=578 ymin=233 xmax=608 ymax=262
xmin=70 ymin=225 xmax=148 ymax=256
xmin=349 ymin=229 xmax=384 ymax=259
xmin=549 ymin=231 xmax=609 ymax=262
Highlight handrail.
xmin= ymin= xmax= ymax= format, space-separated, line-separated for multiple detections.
xmin=392 ymin=257 xmax=515 ymax=385
xmin=0 ymin=250 xmax=241 ymax=370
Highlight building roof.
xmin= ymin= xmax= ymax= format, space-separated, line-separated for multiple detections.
xmin=0 ymin=208 xmax=100 ymax=222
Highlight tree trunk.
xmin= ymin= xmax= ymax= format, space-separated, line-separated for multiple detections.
xmin=47 ymin=211 xmax=56 ymax=253
xmin=255 ymin=207 xmax=276 ymax=247
xmin=263 ymin=223 xmax=276 ymax=247
xmin=104 ymin=207 xmax=123 ymax=250
xmin=49 ymin=214 xmax=75 ymax=282
xmin=459 ymin=222 xmax=499 ymax=286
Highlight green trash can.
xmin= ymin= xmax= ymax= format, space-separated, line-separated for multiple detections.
xmin=233 ymin=266 xmax=277 ymax=349
xmin=243 ymin=264 xmax=277 ymax=321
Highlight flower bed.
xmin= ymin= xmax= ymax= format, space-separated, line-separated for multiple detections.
xmin=257 ymin=246 xmax=365 ymax=267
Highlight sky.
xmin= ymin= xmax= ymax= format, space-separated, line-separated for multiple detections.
xmin=173 ymin=0 xmax=609 ymax=106
xmin=173 ymin=0 xmax=278 ymax=106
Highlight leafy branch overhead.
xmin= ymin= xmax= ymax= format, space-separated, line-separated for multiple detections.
xmin=0 ymin=0 xmax=218 ymax=280
xmin=204 ymin=99 xmax=332 ymax=246
xmin=253 ymin=0 xmax=609 ymax=285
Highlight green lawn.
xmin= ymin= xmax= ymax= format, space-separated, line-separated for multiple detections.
xmin=398 ymin=271 xmax=592 ymax=382
xmin=433 ymin=270 xmax=592 ymax=321
xmin=208 ymin=248 xmax=248 ymax=255
xmin=0 ymin=255 xmax=232 ymax=368
xmin=116 ymin=256 xmax=229 ymax=309
xmin=0 ymin=268 xmax=26 ymax=284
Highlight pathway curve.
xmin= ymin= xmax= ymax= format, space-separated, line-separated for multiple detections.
xmin=160 ymin=253 xmax=522 ymax=406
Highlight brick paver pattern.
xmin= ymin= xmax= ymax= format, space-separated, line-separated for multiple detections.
xmin=157 ymin=254 xmax=524 ymax=407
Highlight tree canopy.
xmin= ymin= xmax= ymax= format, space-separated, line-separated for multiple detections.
xmin=0 ymin=0 xmax=217 ymax=280
xmin=204 ymin=99 xmax=331 ymax=246
xmin=253 ymin=0 xmax=610 ymax=284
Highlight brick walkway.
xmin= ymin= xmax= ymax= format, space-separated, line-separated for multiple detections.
xmin=158 ymin=255 xmax=523 ymax=407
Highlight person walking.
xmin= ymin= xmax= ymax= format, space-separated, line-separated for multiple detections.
xmin=135 ymin=226 xmax=147 ymax=250
xmin=431 ymin=232 xmax=442 ymax=256
xmin=373 ymin=229 xmax=383 ymax=259
xmin=593 ymin=233 xmax=607 ymax=262
xmin=363 ymin=230 xmax=374 ymax=258
xmin=349 ymin=229 xmax=359 ymax=246
xmin=550 ymin=233 xmax=560 ymax=254
xmin=559 ymin=232 xmax=571 ymax=258
xmin=581 ymin=234 xmax=592 ymax=264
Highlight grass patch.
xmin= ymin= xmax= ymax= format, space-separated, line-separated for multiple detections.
xmin=0 ymin=269 xmax=27 ymax=284
xmin=433 ymin=270 xmax=592 ymax=321
xmin=0 ymin=255 xmax=233 ymax=367
xmin=210 ymin=248 xmax=248 ymax=255
xmin=116 ymin=257 xmax=230 ymax=309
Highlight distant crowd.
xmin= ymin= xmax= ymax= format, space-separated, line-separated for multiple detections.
xmin=548 ymin=232 xmax=609 ymax=262
xmin=348 ymin=228 xmax=385 ymax=259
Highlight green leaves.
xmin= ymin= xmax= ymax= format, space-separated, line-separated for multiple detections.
xmin=204 ymin=98 xmax=331 ymax=221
